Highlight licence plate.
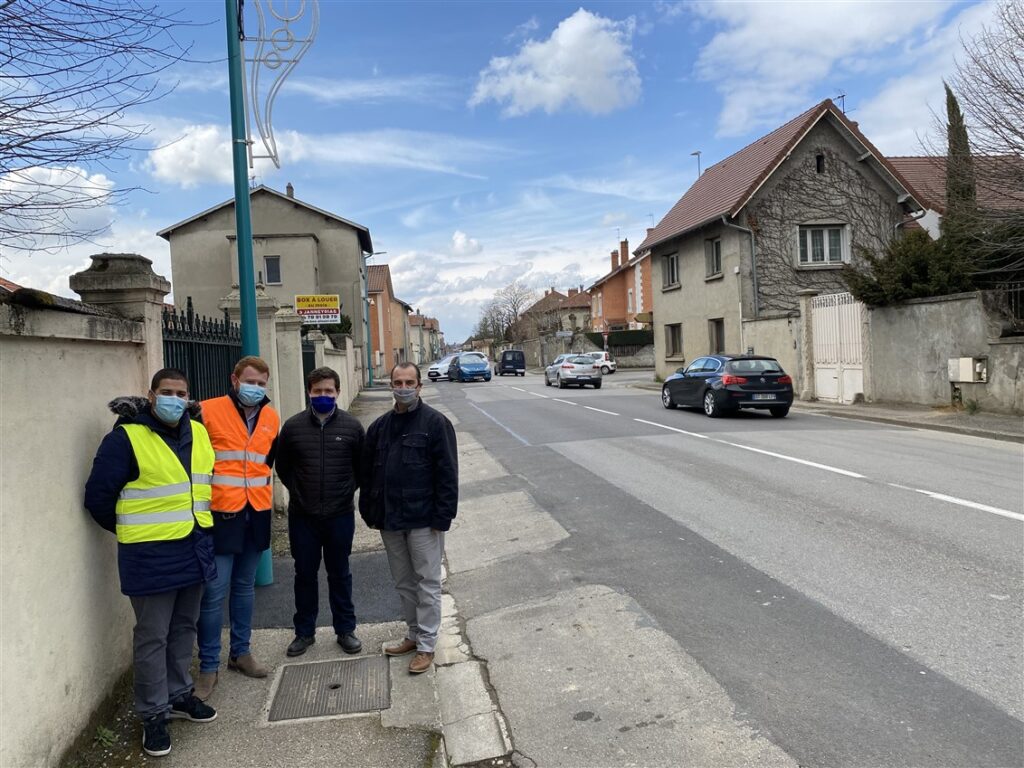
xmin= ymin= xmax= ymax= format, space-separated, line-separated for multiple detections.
xmin=752 ymin=393 xmax=776 ymax=400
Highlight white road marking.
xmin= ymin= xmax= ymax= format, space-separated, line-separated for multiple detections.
xmin=584 ymin=406 xmax=620 ymax=416
xmin=509 ymin=386 xmax=526 ymax=392
xmin=528 ymin=392 xmax=549 ymax=399
xmin=553 ymin=398 xmax=578 ymax=406
xmin=468 ymin=401 xmax=530 ymax=446
xmin=633 ymin=418 xmax=711 ymax=439
xmin=716 ymin=440 xmax=865 ymax=478
xmin=891 ymin=485 xmax=1024 ymax=523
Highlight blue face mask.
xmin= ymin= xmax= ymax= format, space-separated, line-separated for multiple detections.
xmin=153 ymin=395 xmax=187 ymax=425
xmin=237 ymin=383 xmax=266 ymax=406
xmin=311 ymin=395 xmax=336 ymax=414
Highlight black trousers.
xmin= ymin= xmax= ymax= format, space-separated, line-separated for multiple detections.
xmin=288 ymin=512 xmax=356 ymax=637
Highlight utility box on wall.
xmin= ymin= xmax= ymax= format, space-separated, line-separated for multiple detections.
xmin=948 ymin=357 xmax=987 ymax=383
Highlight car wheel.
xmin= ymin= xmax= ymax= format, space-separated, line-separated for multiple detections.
xmin=593 ymin=381 xmax=602 ymax=389
xmin=545 ymin=374 xmax=552 ymax=387
xmin=769 ymin=406 xmax=790 ymax=418
xmin=661 ymin=386 xmax=677 ymax=409
xmin=558 ymin=375 xmax=567 ymax=389
xmin=703 ymin=389 xmax=722 ymax=418
xmin=601 ymin=365 xmax=610 ymax=375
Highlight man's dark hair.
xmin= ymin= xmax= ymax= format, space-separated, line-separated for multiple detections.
xmin=390 ymin=361 xmax=421 ymax=384
xmin=150 ymin=367 xmax=189 ymax=392
xmin=307 ymin=366 xmax=341 ymax=391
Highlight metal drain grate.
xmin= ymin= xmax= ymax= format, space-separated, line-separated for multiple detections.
xmin=269 ymin=656 xmax=390 ymax=722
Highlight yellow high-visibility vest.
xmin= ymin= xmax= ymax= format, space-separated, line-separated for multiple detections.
xmin=115 ymin=421 xmax=215 ymax=544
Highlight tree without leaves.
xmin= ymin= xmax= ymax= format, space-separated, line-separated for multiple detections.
xmin=0 ymin=0 xmax=193 ymax=255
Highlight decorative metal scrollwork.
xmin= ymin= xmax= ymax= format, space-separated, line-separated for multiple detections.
xmin=243 ymin=0 xmax=319 ymax=168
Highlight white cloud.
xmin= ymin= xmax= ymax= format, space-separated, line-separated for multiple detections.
xmin=690 ymin=0 xmax=952 ymax=137
xmin=539 ymin=170 xmax=682 ymax=202
xmin=470 ymin=8 xmax=641 ymax=116
xmin=601 ymin=212 xmax=629 ymax=226
xmin=144 ymin=122 xmax=507 ymax=189
xmin=401 ymin=205 xmax=433 ymax=229
xmin=451 ymin=230 xmax=483 ymax=256
xmin=286 ymin=74 xmax=456 ymax=105
xmin=505 ymin=16 xmax=540 ymax=42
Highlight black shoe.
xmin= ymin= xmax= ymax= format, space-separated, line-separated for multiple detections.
xmin=142 ymin=715 xmax=171 ymax=757
xmin=168 ymin=693 xmax=217 ymax=723
xmin=337 ymin=632 xmax=362 ymax=654
xmin=287 ymin=635 xmax=316 ymax=657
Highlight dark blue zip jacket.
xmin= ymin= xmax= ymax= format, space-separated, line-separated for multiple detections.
xmin=84 ymin=397 xmax=217 ymax=596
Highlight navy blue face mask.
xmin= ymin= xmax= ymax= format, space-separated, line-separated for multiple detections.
xmin=311 ymin=395 xmax=336 ymax=414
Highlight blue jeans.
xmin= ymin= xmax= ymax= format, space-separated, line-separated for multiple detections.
xmin=197 ymin=537 xmax=262 ymax=673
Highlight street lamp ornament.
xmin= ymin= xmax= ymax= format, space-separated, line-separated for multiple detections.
xmin=243 ymin=0 xmax=319 ymax=169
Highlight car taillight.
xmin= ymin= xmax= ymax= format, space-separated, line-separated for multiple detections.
xmin=561 ymin=364 xmax=573 ymax=369
xmin=593 ymin=364 xmax=600 ymax=369
xmin=778 ymin=375 xmax=792 ymax=385
xmin=721 ymin=374 xmax=748 ymax=385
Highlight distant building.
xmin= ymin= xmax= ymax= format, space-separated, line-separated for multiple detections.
xmin=589 ymin=238 xmax=652 ymax=331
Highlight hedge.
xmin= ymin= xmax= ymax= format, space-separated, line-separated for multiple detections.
xmin=584 ymin=329 xmax=653 ymax=348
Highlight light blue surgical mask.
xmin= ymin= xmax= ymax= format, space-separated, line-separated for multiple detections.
xmin=153 ymin=395 xmax=187 ymax=425
xmin=393 ymin=388 xmax=418 ymax=407
xmin=237 ymin=383 xmax=266 ymax=406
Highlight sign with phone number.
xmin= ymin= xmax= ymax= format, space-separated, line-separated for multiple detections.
xmin=295 ymin=294 xmax=341 ymax=325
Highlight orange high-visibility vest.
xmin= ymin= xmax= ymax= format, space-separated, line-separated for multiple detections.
xmin=200 ymin=395 xmax=280 ymax=513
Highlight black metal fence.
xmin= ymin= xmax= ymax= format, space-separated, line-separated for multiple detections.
xmin=162 ymin=297 xmax=242 ymax=401
xmin=989 ymin=281 xmax=1024 ymax=334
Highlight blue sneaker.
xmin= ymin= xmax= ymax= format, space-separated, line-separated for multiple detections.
xmin=142 ymin=714 xmax=171 ymax=757
xmin=168 ymin=693 xmax=217 ymax=723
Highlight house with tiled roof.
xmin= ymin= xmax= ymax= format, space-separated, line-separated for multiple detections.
xmin=407 ymin=314 xmax=444 ymax=364
xmin=0 ymin=276 xmax=24 ymax=295
xmin=589 ymin=238 xmax=652 ymax=331
xmin=367 ymin=263 xmax=413 ymax=378
xmin=640 ymin=98 xmax=925 ymax=382
xmin=521 ymin=286 xmax=592 ymax=336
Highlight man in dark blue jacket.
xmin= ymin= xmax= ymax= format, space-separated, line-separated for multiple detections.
xmin=360 ymin=362 xmax=458 ymax=675
xmin=85 ymin=369 xmax=217 ymax=757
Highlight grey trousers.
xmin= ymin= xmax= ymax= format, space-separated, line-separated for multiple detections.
xmin=129 ymin=583 xmax=203 ymax=718
xmin=380 ymin=527 xmax=445 ymax=653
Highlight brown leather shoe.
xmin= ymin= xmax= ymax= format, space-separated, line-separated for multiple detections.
xmin=228 ymin=654 xmax=268 ymax=678
xmin=408 ymin=652 xmax=434 ymax=675
xmin=384 ymin=638 xmax=417 ymax=657
xmin=194 ymin=671 xmax=217 ymax=701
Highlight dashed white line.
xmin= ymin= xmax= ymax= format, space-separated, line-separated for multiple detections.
xmin=716 ymin=440 xmax=865 ymax=478
xmin=633 ymin=418 xmax=711 ymax=439
xmin=553 ymin=398 xmax=578 ymax=405
xmin=527 ymin=391 xmax=549 ymax=399
xmin=889 ymin=484 xmax=1024 ymax=522
xmin=468 ymin=401 xmax=530 ymax=445
xmin=584 ymin=405 xmax=620 ymax=416
xmin=509 ymin=386 xmax=526 ymax=392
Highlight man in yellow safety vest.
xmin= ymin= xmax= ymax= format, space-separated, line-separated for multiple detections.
xmin=195 ymin=356 xmax=280 ymax=699
xmin=85 ymin=368 xmax=218 ymax=758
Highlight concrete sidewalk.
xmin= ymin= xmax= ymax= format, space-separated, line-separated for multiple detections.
xmin=628 ymin=376 xmax=1023 ymax=442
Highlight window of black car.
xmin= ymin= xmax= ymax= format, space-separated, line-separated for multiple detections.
xmin=685 ymin=357 xmax=707 ymax=373
xmin=727 ymin=359 xmax=783 ymax=374
xmin=705 ymin=358 xmax=723 ymax=373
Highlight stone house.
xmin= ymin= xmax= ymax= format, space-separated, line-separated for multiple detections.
xmin=409 ymin=314 xmax=444 ymax=364
xmin=589 ymin=238 xmax=653 ymax=331
xmin=638 ymin=99 xmax=925 ymax=380
xmin=520 ymin=287 xmax=592 ymax=336
xmin=157 ymin=184 xmax=373 ymax=353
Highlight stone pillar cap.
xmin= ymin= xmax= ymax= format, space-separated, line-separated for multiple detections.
xmin=69 ymin=253 xmax=170 ymax=296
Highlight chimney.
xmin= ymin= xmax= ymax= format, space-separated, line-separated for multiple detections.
xmin=620 ymin=239 xmax=629 ymax=265
xmin=568 ymin=288 xmax=578 ymax=297
xmin=646 ymin=227 xmax=654 ymax=237
xmin=286 ymin=182 xmax=294 ymax=198
xmin=610 ymin=250 xmax=619 ymax=271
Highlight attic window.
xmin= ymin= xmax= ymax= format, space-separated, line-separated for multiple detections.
xmin=815 ymin=154 xmax=825 ymax=174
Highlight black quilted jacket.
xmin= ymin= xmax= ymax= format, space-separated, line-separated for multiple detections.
xmin=276 ymin=406 xmax=365 ymax=518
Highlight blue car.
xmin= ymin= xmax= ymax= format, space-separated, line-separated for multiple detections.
xmin=448 ymin=352 xmax=492 ymax=383
xmin=661 ymin=354 xmax=793 ymax=418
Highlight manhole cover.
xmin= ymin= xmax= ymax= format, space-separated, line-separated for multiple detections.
xmin=269 ymin=656 xmax=390 ymax=722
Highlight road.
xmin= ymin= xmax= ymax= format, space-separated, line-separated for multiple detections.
xmin=426 ymin=371 xmax=1024 ymax=767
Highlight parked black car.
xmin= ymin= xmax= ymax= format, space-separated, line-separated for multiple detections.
xmin=496 ymin=349 xmax=526 ymax=376
xmin=661 ymin=354 xmax=794 ymax=418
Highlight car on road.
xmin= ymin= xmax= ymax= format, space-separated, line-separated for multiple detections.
xmin=495 ymin=349 xmax=526 ymax=376
xmin=661 ymin=354 xmax=793 ymax=418
xmin=448 ymin=352 xmax=492 ymax=382
xmin=428 ymin=354 xmax=456 ymax=381
xmin=585 ymin=350 xmax=617 ymax=374
xmin=544 ymin=353 xmax=603 ymax=389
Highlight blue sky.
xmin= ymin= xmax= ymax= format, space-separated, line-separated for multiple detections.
xmin=3 ymin=0 xmax=998 ymax=341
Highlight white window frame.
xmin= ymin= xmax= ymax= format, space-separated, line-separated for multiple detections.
xmin=627 ymin=288 xmax=634 ymax=314
xmin=797 ymin=225 xmax=849 ymax=267
xmin=663 ymin=252 xmax=679 ymax=288
xmin=705 ymin=237 xmax=722 ymax=277
xmin=264 ymin=254 xmax=282 ymax=284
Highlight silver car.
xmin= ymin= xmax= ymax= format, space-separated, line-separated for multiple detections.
xmin=544 ymin=354 xmax=603 ymax=389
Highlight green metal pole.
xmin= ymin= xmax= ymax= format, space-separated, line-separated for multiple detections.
xmin=225 ymin=0 xmax=258 ymax=357
xmin=226 ymin=0 xmax=272 ymax=586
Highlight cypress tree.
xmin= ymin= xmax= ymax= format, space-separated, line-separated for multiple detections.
xmin=941 ymin=82 xmax=978 ymax=284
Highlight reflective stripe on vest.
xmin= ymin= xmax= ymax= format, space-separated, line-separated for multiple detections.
xmin=115 ymin=422 xmax=215 ymax=544
xmin=200 ymin=395 xmax=280 ymax=513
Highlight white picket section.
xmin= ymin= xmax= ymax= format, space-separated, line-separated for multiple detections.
xmin=811 ymin=292 xmax=865 ymax=403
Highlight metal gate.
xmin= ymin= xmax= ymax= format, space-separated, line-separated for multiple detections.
xmin=162 ymin=297 xmax=242 ymax=401
xmin=811 ymin=292 xmax=865 ymax=404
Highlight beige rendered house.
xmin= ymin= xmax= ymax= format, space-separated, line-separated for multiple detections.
xmin=157 ymin=184 xmax=373 ymax=353
xmin=367 ymin=263 xmax=415 ymax=378
xmin=638 ymin=99 xmax=925 ymax=382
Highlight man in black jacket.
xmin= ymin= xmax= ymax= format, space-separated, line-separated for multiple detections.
xmin=276 ymin=367 xmax=364 ymax=657
xmin=360 ymin=362 xmax=458 ymax=675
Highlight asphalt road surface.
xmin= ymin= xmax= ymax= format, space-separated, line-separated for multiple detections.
xmin=429 ymin=372 xmax=1024 ymax=767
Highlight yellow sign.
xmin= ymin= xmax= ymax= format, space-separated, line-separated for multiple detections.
xmin=295 ymin=294 xmax=341 ymax=324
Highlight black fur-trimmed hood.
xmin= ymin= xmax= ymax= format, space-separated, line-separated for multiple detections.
xmin=108 ymin=396 xmax=203 ymax=422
